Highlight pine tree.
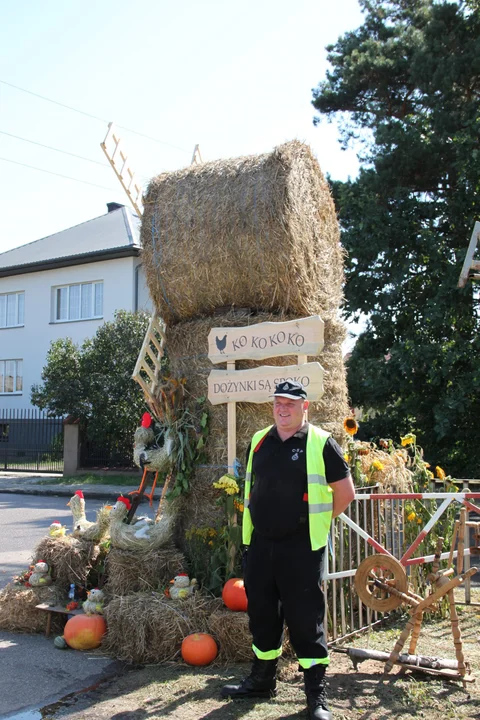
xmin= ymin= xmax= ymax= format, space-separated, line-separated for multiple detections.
xmin=312 ymin=0 xmax=480 ymax=476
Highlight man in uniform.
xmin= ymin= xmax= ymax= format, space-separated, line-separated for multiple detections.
xmin=221 ymin=380 xmax=355 ymax=720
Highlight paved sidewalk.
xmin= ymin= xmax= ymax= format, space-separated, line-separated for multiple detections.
xmin=0 ymin=471 xmax=161 ymax=501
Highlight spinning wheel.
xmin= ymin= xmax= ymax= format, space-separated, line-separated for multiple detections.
xmin=352 ymin=542 xmax=478 ymax=685
xmin=354 ymin=555 xmax=408 ymax=612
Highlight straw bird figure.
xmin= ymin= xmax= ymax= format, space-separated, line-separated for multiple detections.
xmin=169 ymin=574 xmax=198 ymax=600
xmin=49 ymin=521 xmax=68 ymax=538
xmin=108 ymin=497 xmax=173 ymax=551
xmin=82 ymin=588 xmax=105 ymax=615
xmin=133 ymin=413 xmax=174 ymax=473
xmin=67 ymin=490 xmax=111 ymax=542
xmin=29 ymin=561 xmax=52 ymax=587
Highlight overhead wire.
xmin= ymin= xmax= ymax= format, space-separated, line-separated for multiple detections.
xmin=0 ymin=129 xmax=152 ymax=181
xmin=0 ymin=129 xmax=110 ymax=167
xmin=0 ymin=79 xmax=192 ymax=154
xmin=0 ymin=157 xmax=118 ymax=192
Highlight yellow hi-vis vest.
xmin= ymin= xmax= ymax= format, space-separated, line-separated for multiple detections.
xmin=242 ymin=424 xmax=333 ymax=551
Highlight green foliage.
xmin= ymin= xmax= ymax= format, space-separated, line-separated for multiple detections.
xmin=312 ymin=0 xmax=480 ymax=476
xmin=154 ymin=399 xmax=210 ymax=498
xmin=31 ymin=311 xmax=152 ymax=462
xmin=184 ymin=476 xmax=244 ymax=595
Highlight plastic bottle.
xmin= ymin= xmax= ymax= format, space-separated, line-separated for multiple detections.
xmin=68 ymin=583 xmax=75 ymax=600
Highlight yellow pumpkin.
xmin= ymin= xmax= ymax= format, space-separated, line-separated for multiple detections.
xmin=64 ymin=613 xmax=106 ymax=650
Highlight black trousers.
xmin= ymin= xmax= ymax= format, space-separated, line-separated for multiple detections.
xmin=244 ymin=529 xmax=329 ymax=664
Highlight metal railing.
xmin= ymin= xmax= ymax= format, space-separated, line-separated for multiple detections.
xmin=0 ymin=408 xmax=64 ymax=473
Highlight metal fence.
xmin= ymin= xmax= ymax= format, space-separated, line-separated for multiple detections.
xmin=79 ymin=430 xmax=135 ymax=470
xmin=325 ymin=489 xmax=480 ymax=644
xmin=0 ymin=408 xmax=64 ymax=473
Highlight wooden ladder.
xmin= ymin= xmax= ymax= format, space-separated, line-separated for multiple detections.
xmin=131 ymin=313 xmax=166 ymax=417
xmin=100 ymin=122 xmax=144 ymax=217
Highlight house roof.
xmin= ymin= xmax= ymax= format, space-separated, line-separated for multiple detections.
xmin=0 ymin=205 xmax=141 ymax=277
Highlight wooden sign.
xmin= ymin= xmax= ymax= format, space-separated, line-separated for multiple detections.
xmin=207 ymin=315 xmax=324 ymax=365
xmin=208 ymin=362 xmax=324 ymax=405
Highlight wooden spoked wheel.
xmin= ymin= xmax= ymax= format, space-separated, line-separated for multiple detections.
xmin=354 ymin=554 xmax=408 ymax=612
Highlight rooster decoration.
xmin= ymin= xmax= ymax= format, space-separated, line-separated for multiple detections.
xmin=67 ymin=490 xmax=111 ymax=542
xmin=131 ymin=377 xmax=186 ymax=508
xmin=49 ymin=521 xmax=68 ymax=538
xmin=29 ymin=561 xmax=52 ymax=587
xmin=169 ymin=573 xmax=198 ymax=600
xmin=108 ymin=496 xmax=174 ymax=550
xmin=82 ymin=588 xmax=105 ymax=615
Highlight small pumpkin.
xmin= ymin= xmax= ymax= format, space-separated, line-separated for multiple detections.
xmin=64 ymin=613 xmax=106 ymax=650
xmin=181 ymin=632 xmax=218 ymax=666
xmin=54 ymin=635 xmax=68 ymax=649
xmin=222 ymin=578 xmax=248 ymax=612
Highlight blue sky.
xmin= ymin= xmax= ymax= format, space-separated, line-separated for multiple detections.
xmin=0 ymin=0 xmax=364 ymax=255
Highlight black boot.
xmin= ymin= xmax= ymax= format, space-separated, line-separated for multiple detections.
xmin=221 ymin=657 xmax=278 ymax=699
xmin=303 ymin=665 xmax=332 ymax=720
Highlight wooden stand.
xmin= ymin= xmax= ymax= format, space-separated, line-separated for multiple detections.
xmin=35 ymin=603 xmax=84 ymax=637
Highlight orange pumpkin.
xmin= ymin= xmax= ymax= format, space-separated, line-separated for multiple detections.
xmin=64 ymin=613 xmax=106 ymax=650
xmin=222 ymin=578 xmax=248 ymax=612
xmin=181 ymin=632 xmax=218 ymax=666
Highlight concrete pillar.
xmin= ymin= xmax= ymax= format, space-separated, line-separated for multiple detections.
xmin=63 ymin=422 xmax=80 ymax=476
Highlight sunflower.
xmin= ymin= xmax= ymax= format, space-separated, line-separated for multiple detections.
xmin=436 ymin=466 xmax=446 ymax=480
xmin=343 ymin=417 xmax=358 ymax=436
xmin=407 ymin=511 xmax=416 ymax=522
xmin=371 ymin=459 xmax=384 ymax=471
xmin=400 ymin=433 xmax=416 ymax=447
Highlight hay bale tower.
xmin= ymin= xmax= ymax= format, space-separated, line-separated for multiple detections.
xmin=141 ymin=141 xmax=348 ymax=529
xmin=141 ymin=141 xmax=343 ymax=323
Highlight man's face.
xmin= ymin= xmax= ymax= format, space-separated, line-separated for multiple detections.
xmin=273 ymin=396 xmax=308 ymax=433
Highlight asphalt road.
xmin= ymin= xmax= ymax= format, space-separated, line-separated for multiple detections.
xmin=0 ymin=493 xmax=121 ymax=719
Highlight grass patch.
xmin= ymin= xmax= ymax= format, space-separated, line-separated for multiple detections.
xmin=35 ymin=473 xmax=140 ymax=487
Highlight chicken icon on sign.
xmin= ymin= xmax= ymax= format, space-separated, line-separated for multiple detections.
xmin=215 ymin=334 xmax=227 ymax=354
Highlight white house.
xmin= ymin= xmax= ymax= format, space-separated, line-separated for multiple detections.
xmin=0 ymin=202 xmax=152 ymax=412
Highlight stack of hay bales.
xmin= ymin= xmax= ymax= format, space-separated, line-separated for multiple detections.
xmin=141 ymin=141 xmax=349 ymax=532
xmin=0 ymin=534 xmax=103 ymax=635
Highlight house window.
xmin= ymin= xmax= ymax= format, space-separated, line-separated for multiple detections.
xmin=0 ymin=291 xmax=25 ymax=328
xmin=53 ymin=281 xmax=103 ymax=322
xmin=0 ymin=424 xmax=9 ymax=442
xmin=0 ymin=359 xmax=23 ymax=394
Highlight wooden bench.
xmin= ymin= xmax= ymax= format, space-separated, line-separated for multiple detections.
xmin=35 ymin=603 xmax=84 ymax=637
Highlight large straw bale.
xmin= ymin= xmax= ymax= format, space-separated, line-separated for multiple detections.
xmin=0 ymin=584 xmax=63 ymax=633
xmin=207 ymin=610 xmax=295 ymax=664
xmin=33 ymin=535 xmax=101 ymax=589
xmin=104 ymin=546 xmax=185 ymax=596
xmin=208 ymin=610 xmax=253 ymax=663
xmin=141 ymin=141 xmax=343 ymax=323
xmin=103 ymin=592 xmax=222 ymax=664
